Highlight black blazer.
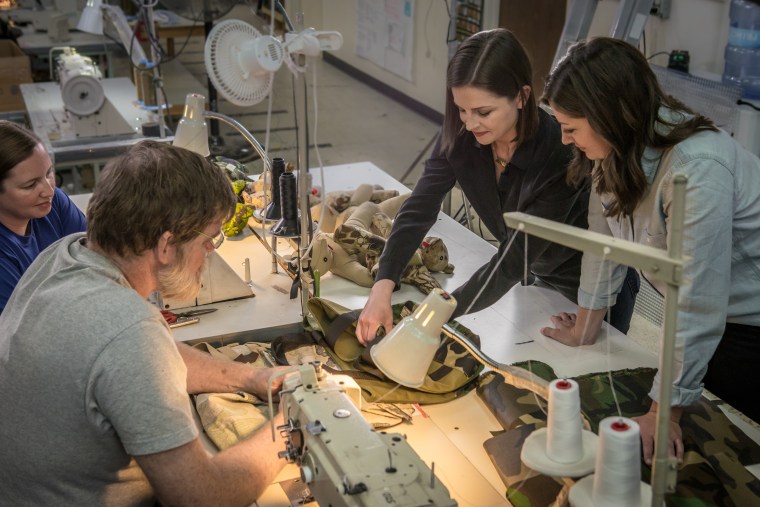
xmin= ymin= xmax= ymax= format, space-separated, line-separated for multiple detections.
xmin=376 ymin=108 xmax=589 ymax=317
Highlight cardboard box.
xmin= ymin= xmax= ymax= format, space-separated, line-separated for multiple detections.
xmin=0 ymin=40 xmax=33 ymax=113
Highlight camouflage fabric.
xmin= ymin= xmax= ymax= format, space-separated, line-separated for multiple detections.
xmin=477 ymin=365 xmax=760 ymax=506
xmin=419 ymin=237 xmax=455 ymax=274
xmin=304 ymin=297 xmax=483 ymax=404
xmin=222 ymin=203 xmax=254 ymax=236
xmin=333 ymin=220 xmax=387 ymax=261
xmin=212 ymin=155 xmax=249 ymax=182
xmin=329 ymin=200 xmax=454 ymax=294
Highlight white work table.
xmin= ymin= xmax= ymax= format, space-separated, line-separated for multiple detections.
xmin=157 ymin=161 xmax=660 ymax=506
xmin=67 ymin=160 xmax=760 ymax=505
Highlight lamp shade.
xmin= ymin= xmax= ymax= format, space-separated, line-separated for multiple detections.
xmin=76 ymin=0 xmax=104 ymax=35
xmin=173 ymin=93 xmax=210 ymax=157
xmin=370 ymin=288 xmax=457 ymax=387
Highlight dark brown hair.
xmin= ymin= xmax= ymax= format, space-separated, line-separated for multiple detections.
xmin=542 ymin=37 xmax=717 ymax=217
xmin=87 ymin=141 xmax=236 ymax=257
xmin=0 ymin=120 xmax=44 ymax=192
xmin=440 ymin=28 xmax=539 ymax=156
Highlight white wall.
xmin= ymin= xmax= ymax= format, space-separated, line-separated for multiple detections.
xmin=588 ymin=0 xmax=731 ymax=76
xmin=301 ymin=0 xmax=732 ymax=114
xmin=304 ymin=0 xmax=453 ymax=115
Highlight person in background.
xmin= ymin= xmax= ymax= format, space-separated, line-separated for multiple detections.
xmin=356 ymin=28 xmax=638 ymax=345
xmin=0 ymin=120 xmax=87 ymax=313
xmin=0 ymin=141 xmax=286 ymax=506
xmin=541 ymin=37 xmax=760 ymax=464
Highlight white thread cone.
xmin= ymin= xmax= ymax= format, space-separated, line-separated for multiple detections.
xmin=593 ymin=417 xmax=642 ymax=505
xmin=546 ymin=378 xmax=584 ymax=463
xmin=521 ymin=379 xmax=597 ymax=477
xmin=569 ymin=416 xmax=655 ymax=507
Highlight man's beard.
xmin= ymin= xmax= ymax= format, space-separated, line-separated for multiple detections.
xmin=157 ymin=245 xmax=206 ymax=301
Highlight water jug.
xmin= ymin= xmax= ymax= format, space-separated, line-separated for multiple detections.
xmin=724 ymin=0 xmax=760 ymax=99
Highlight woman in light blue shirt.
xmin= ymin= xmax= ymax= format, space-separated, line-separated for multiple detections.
xmin=540 ymin=37 xmax=760 ymax=465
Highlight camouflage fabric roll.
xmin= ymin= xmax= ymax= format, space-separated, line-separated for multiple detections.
xmin=477 ymin=366 xmax=760 ymax=506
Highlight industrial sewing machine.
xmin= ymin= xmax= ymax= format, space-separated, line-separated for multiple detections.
xmin=54 ymin=47 xmax=139 ymax=138
xmin=272 ymin=363 xmax=457 ymax=507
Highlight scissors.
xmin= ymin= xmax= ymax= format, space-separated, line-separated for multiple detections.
xmin=161 ymin=308 xmax=218 ymax=328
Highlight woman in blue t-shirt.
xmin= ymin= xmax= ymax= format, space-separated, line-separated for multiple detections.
xmin=0 ymin=121 xmax=87 ymax=313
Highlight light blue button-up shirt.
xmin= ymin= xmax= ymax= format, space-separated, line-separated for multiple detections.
xmin=578 ymin=108 xmax=760 ymax=406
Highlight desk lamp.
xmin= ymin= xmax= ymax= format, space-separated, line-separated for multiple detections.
xmin=371 ymin=288 xmax=457 ymax=387
xmin=371 ymin=289 xmax=550 ymax=398
xmin=76 ymin=0 xmax=103 ymax=35
xmin=173 ymin=93 xmax=210 ymax=157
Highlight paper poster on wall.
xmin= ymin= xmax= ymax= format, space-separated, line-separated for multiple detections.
xmin=356 ymin=0 xmax=414 ymax=82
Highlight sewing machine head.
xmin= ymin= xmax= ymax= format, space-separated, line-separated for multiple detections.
xmin=274 ymin=363 xmax=457 ymax=506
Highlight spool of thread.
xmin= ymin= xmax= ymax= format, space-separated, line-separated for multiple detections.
xmin=271 ymin=170 xmax=300 ymax=237
xmin=264 ymin=157 xmax=286 ymax=220
xmin=592 ymin=417 xmax=642 ymax=507
xmin=546 ymin=378 xmax=584 ymax=464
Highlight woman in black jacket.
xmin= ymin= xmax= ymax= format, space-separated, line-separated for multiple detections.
xmin=356 ymin=29 xmax=637 ymax=344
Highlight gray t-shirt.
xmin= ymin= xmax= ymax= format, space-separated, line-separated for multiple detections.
xmin=0 ymin=234 xmax=198 ymax=506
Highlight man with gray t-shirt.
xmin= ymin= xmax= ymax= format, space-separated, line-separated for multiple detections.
xmin=0 ymin=142 xmax=286 ymax=506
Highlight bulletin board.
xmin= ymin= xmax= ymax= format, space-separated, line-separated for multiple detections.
xmin=356 ymin=0 xmax=414 ymax=82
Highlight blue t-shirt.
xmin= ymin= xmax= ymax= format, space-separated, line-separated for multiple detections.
xmin=0 ymin=187 xmax=86 ymax=313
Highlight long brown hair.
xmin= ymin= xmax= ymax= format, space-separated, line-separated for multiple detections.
xmin=0 ymin=121 xmax=44 ymax=192
xmin=440 ymin=28 xmax=538 ymax=156
xmin=87 ymin=141 xmax=236 ymax=257
xmin=542 ymin=37 xmax=717 ymax=217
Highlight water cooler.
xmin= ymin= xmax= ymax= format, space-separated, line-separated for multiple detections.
xmin=722 ymin=0 xmax=760 ymax=155
xmin=724 ymin=0 xmax=760 ymax=98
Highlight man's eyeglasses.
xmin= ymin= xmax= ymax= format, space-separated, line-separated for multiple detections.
xmin=194 ymin=229 xmax=225 ymax=249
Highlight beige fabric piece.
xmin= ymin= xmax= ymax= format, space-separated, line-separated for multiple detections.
xmin=192 ymin=342 xmax=276 ymax=450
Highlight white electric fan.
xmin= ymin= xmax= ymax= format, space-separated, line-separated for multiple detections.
xmin=204 ymin=19 xmax=285 ymax=106
xmin=204 ymin=19 xmax=342 ymax=106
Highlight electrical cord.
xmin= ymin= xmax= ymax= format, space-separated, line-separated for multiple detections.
xmin=738 ymin=99 xmax=760 ymax=111
xmin=647 ymin=50 xmax=670 ymax=61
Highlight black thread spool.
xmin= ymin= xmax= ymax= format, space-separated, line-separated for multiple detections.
xmin=271 ymin=170 xmax=300 ymax=237
xmin=263 ymin=157 xmax=286 ymax=221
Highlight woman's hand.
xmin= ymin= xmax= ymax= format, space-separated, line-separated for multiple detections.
xmin=356 ymin=279 xmax=395 ymax=346
xmin=540 ymin=307 xmax=607 ymax=346
xmin=634 ymin=402 xmax=684 ymax=466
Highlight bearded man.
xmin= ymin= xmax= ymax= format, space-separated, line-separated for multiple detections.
xmin=0 ymin=141 xmax=285 ymax=506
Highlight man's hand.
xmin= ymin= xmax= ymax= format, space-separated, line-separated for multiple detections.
xmin=356 ymin=279 xmax=395 ymax=346
xmin=178 ymin=343 xmax=290 ymax=396
xmin=244 ymin=366 xmax=291 ymax=400
xmin=540 ymin=307 xmax=607 ymax=346
xmin=633 ymin=402 xmax=684 ymax=466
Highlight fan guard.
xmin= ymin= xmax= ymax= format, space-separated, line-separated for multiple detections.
xmin=205 ymin=19 xmax=284 ymax=107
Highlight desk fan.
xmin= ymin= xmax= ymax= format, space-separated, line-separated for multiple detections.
xmin=204 ymin=19 xmax=284 ymax=106
xmin=203 ymin=18 xmax=341 ymax=106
